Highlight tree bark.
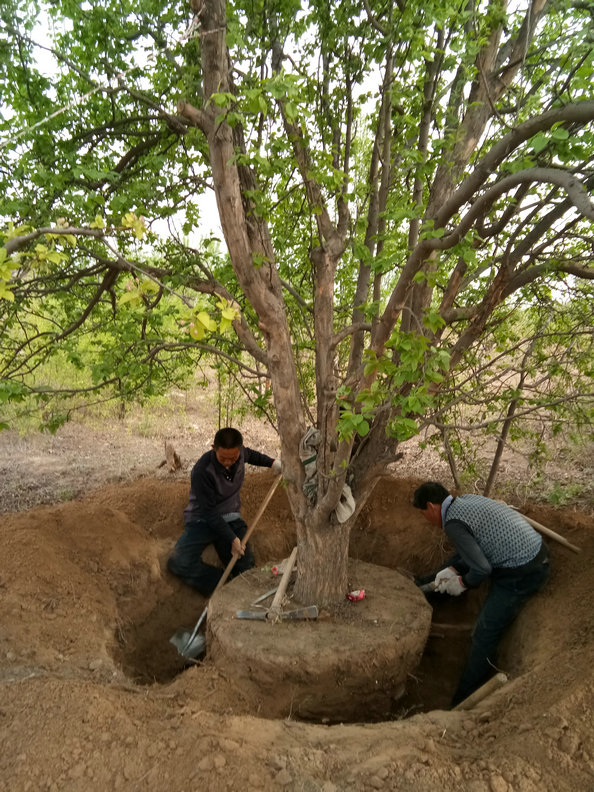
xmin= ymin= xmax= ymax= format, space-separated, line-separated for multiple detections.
xmin=294 ymin=515 xmax=351 ymax=605
xmin=195 ymin=0 xmax=307 ymax=520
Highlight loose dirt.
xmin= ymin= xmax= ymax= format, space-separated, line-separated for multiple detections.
xmin=0 ymin=419 xmax=593 ymax=791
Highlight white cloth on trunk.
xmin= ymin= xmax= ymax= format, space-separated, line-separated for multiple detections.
xmin=299 ymin=427 xmax=355 ymax=523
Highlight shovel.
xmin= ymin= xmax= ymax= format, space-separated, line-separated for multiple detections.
xmin=169 ymin=473 xmax=282 ymax=659
xmin=236 ymin=605 xmax=318 ymax=621
xmin=235 ymin=546 xmax=318 ymax=622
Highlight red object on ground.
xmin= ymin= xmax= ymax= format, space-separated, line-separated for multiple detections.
xmin=346 ymin=589 xmax=365 ymax=602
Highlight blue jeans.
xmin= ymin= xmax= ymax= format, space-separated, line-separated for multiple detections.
xmin=451 ymin=545 xmax=550 ymax=706
xmin=167 ymin=518 xmax=254 ymax=596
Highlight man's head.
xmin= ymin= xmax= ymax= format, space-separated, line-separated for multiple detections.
xmin=213 ymin=427 xmax=243 ymax=469
xmin=412 ymin=481 xmax=450 ymax=527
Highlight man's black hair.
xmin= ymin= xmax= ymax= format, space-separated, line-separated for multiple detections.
xmin=412 ymin=481 xmax=450 ymax=509
xmin=213 ymin=427 xmax=243 ymax=450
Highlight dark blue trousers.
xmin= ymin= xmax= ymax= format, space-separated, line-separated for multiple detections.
xmin=167 ymin=518 xmax=254 ymax=597
xmin=451 ymin=546 xmax=550 ymax=706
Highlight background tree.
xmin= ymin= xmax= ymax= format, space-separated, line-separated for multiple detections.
xmin=1 ymin=0 xmax=593 ymax=604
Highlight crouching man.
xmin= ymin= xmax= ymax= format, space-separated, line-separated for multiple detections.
xmin=168 ymin=427 xmax=281 ymax=596
xmin=413 ymin=481 xmax=550 ymax=706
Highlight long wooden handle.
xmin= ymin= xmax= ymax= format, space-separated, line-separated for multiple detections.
xmin=498 ymin=499 xmax=581 ymax=555
xmin=268 ymin=545 xmax=298 ymax=616
xmin=454 ymin=672 xmax=508 ymax=710
xmin=212 ymin=473 xmax=282 ymax=597
xmin=501 ymin=500 xmax=581 ymax=554
xmin=520 ymin=513 xmax=581 ymax=555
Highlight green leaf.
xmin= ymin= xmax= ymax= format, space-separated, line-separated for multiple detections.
xmin=284 ymin=101 xmax=298 ymax=122
xmin=529 ymin=133 xmax=549 ymax=153
xmin=551 ymin=127 xmax=569 ymax=140
xmin=389 ymin=417 xmax=419 ymax=441
xmin=89 ymin=214 xmax=105 ymax=229
xmin=119 ymin=291 xmax=141 ymax=306
xmin=210 ymin=92 xmax=235 ymax=108
xmin=196 ymin=311 xmax=217 ymax=332
xmin=0 ymin=281 xmax=14 ymax=301
xmin=0 ymin=381 xmax=27 ymax=403
xmin=423 ymin=311 xmax=446 ymax=333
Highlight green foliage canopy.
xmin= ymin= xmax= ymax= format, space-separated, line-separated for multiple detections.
xmin=1 ymin=0 xmax=592 ymax=473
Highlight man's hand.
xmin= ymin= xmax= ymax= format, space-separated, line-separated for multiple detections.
xmin=434 ymin=567 xmax=457 ymax=585
xmin=434 ymin=567 xmax=466 ymax=596
xmin=271 ymin=459 xmax=282 ymax=473
xmin=231 ymin=536 xmax=245 ymax=557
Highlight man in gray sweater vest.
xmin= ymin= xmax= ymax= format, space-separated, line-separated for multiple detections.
xmin=168 ymin=427 xmax=281 ymax=596
xmin=413 ymin=481 xmax=550 ymax=706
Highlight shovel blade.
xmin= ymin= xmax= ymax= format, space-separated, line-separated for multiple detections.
xmin=236 ymin=605 xmax=319 ymax=621
xmin=236 ymin=609 xmax=267 ymax=620
xmin=169 ymin=628 xmax=207 ymax=659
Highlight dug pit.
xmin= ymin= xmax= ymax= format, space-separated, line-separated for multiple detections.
xmin=0 ymin=472 xmax=588 ymax=724
xmin=2 ymin=469 xmax=594 ymax=791
xmin=104 ymin=474 xmax=483 ymax=719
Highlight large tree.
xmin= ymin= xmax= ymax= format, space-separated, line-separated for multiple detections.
xmin=1 ymin=0 xmax=593 ymax=603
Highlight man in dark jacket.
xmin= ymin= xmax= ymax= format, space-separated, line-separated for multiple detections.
xmin=413 ymin=481 xmax=550 ymax=706
xmin=167 ymin=427 xmax=281 ymax=596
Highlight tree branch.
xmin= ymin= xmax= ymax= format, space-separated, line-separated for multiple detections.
xmin=434 ymin=101 xmax=594 ymax=227
xmin=4 ymin=226 xmax=106 ymax=256
xmin=176 ymin=99 xmax=213 ymax=136
xmin=431 ymin=167 xmax=594 ymax=252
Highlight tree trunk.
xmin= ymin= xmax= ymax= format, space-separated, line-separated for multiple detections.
xmin=294 ymin=515 xmax=351 ymax=606
xmin=483 ymin=398 xmax=518 ymax=497
xmin=196 ymin=0 xmax=307 ymax=519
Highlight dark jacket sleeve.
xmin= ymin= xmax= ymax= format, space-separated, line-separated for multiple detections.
xmin=444 ymin=520 xmax=493 ymax=588
xmin=244 ymin=448 xmax=275 ymax=467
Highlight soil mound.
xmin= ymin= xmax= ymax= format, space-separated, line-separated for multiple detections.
xmin=208 ymin=558 xmax=432 ymax=722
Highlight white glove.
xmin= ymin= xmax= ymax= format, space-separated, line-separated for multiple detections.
xmin=435 ymin=567 xmax=466 ymax=596
xmin=439 ymin=576 xmax=467 ymax=596
xmin=271 ymin=459 xmax=282 ymax=473
xmin=434 ymin=567 xmax=458 ymax=585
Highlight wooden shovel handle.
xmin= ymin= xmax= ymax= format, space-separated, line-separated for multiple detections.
xmin=212 ymin=473 xmax=282 ymax=598
xmin=454 ymin=672 xmax=508 ymax=711
xmin=268 ymin=545 xmax=298 ymax=616
xmin=500 ymin=500 xmax=581 ymax=554
xmin=521 ymin=513 xmax=581 ymax=555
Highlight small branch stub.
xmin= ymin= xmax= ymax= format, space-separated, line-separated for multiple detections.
xmin=159 ymin=442 xmax=182 ymax=472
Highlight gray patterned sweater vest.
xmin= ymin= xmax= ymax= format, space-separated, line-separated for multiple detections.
xmin=445 ymin=494 xmax=542 ymax=568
